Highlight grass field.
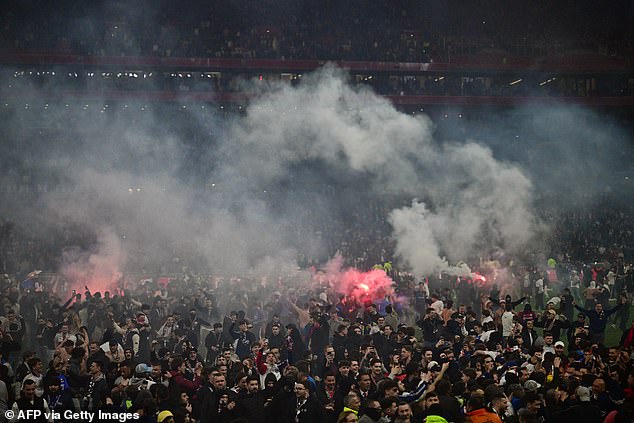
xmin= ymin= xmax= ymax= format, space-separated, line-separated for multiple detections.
xmin=603 ymin=303 xmax=631 ymax=346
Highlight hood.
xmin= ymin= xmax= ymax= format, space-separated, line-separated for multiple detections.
xmin=467 ymin=408 xmax=490 ymax=416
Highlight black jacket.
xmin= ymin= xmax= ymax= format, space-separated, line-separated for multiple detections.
xmin=241 ymin=391 xmax=266 ymax=423
xmin=550 ymin=401 xmax=603 ymax=423
xmin=194 ymin=384 xmax=218 ymax=423
xmin=285 ymin=395 xmax=325 ymax=423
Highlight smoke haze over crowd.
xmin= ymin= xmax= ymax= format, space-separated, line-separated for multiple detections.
xmin=1 ymin=64 xmax=632 ymax=286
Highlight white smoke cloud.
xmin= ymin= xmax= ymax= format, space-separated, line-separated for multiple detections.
xmin=3 ymin=64 xmax=543 ymax=285
xmin=215 ymin=65 xmax=539 ymax=276
xmin=59 ymin=227 xmax=125 ymax=293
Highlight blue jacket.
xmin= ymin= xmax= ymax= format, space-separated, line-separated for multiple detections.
xmin=574 ymin=304 xmax=622 ymax=333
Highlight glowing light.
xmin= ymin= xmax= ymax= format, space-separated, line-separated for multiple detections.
xmin=318 ymin=256 xmax=395 ymax=304
xmin=472 ymin=273 xmax=487 ymax=283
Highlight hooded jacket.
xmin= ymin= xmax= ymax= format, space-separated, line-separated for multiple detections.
xmin=465 ymin=408 xmax=502 ymax=423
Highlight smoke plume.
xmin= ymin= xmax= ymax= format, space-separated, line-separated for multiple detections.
xmin=4 ymin=63 xmax=631 ymax=291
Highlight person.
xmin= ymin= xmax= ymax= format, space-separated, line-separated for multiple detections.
xmin=241 ymin=375 xmax=266 ymax=423
xmin=230 ymin=319 xmax=257 ymax=360
xmin=169 ymin=356 xmax=202 ymax=396
xmin=316 ymin=371 xmax=344 ymax=421
xmin=567 ymin=313 xmax=588 ymax=344
xmin=422 ymin=404 xmax=449 ymax=423
xmin=434 ymin=379 xmax=464 ymax=423
xmin=464 ymin=396 xmax=502 ymax=423
xmin=43 ymin=374 xmax=75 ymax=416
xmin=0 ymin=364 xmax=9 ymax=419
xmin=14 ymin=351 xmax=34 ymax=385
xmin=378 ymin=396 xmax=398 ymax=423
xmin=559 ymin=288 xmax=575 ymax=322
xmin=158 ymin=410 xmax=175 ymax=423
xmin=195 ymin=370 xmax=226 ymax=423
xmin=21 ymin=357 xmax=44 ymax=397
xmin=354 ymin=373 xmax=373 ymax=400
xmin=613 ymin=291 xmax=630 ymax=332
xmin=417 ymin=308 xmax=442 ymax=348
xmin=358 ymin=399 xmax=382 ymax=423
xmin=549 ymin=386 xmax=602 ymax=423
xmin=10 ymin=379 xmax=50 ymax=423
xmin=281 ymin=323 xmax=305 ymax=361
xmin=574 ymin=302 xmax=623 ymax=344
xmin=620 ymin=319 xmax=634 ymax=348
xmin=521 ymin=319 xmax=538 ymax=348
xmin=518 ymin=304 xmax=537 ymax=325
xmin=305 ymin=312 xmax=331 ymax=362
xmin=53 ymin=324 xmax=76 ymax=350
xmin=289 ymin=380 xmax=325 ymax=423
xmin=602 ymin=395 xmax=634 ymax=423
xmin=84 ymin=360 xmax=109 ymax=411
xmin=535 ymin=278 xmax=545 ymax=310
xmin=536 ymin=308 xmax=570 ymax=342
xmin=343 ymin=393 xmax=362 ymax=415
xmin=569 ymin=271 xmax=582 ymax=304
xmin=314 ymin=345 xmax=338 ymax=381
xmin=395 ymin=402 xmax=413 ymax=423
xmin=338 ymin=410 xmax=359 ymax=423
xmin=205 ymin=323 xmax=227 ymax=364
xmin=268 ymin=322 xmax=285 ymax=350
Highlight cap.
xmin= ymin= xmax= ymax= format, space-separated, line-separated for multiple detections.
xmin=135 ymin=363 xmax=152 ymax=375
xmin=427 ymin=361 xmax=441 ymax=372
xmin=158 ymin=410 xmax=174 ymax=422
xmin=554 ymin=341 xmax=565 ymax=348
xmin=524 ymin=380 xmax=541 ymax=392
xmin=576 ymin=386 xmax=591 ymax=401
xmin=451 ymin=312 xmax=465 ymax=319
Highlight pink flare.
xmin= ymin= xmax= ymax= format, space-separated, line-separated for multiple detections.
xmin=319 ymin=256 xmax=395 ymax=303
xmin=473 ymin=272 xmax=487 ymax=282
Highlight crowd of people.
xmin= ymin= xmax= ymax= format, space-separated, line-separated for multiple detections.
xmin=1 ymin=240 xmax=634 ymax=423
xmin=1 ymin=2 xmax=634 ymax=423
xmin=2 ymin=0 xmax=632 ymax=63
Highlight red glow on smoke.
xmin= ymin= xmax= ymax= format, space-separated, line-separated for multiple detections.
xmin=64 ymin=274 xmax=122 ymax=299
xmin=473 ymin=273 xmax=487 ymax=283
xmin=320 ymin=256 xmax=395 ymax=303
